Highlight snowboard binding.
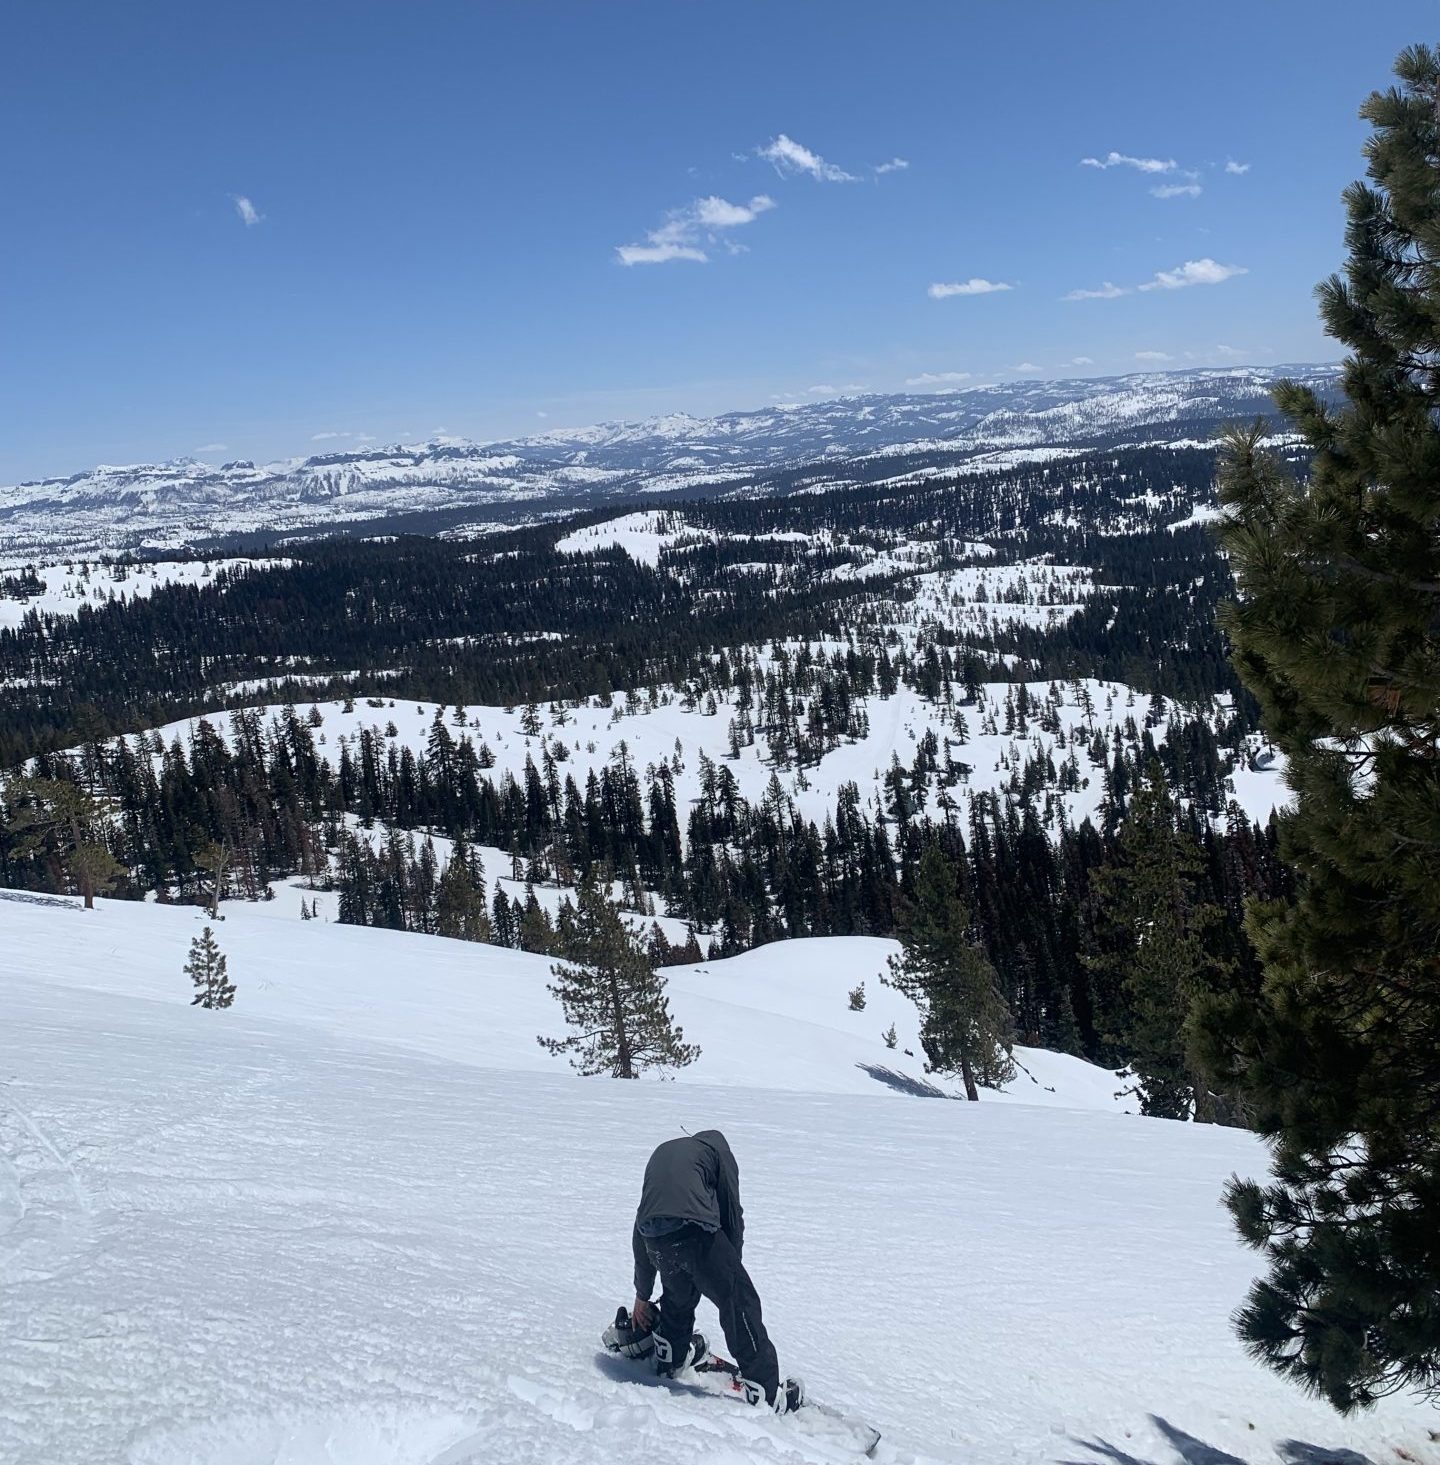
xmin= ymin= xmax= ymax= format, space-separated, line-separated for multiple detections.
xmin=602 ymin=1304 xmax=656 ymax=1360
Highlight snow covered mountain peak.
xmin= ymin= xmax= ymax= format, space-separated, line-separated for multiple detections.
xmin=0 ymin=364 xmax=1338 ymax=559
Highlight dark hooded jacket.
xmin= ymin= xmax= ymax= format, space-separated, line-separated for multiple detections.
xmin=632 ymin=1130 xmax=744 ymax=1299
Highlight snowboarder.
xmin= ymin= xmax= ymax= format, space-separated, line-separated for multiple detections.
xmin=629 ymin=1129 xmax=803 ymax=1414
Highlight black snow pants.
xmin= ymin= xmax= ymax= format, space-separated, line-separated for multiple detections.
xmin=645 ymin=1223 xmax=780 ymax=1403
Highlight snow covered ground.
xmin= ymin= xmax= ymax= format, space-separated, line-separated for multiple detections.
xmin=3 ymin=893 xmax=1434 ymax=1465
xmin=0 ymin=558 xmax=273 ymax=630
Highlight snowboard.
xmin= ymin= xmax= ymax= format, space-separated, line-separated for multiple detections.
xmin=596 ymin=1346 xmax=882 ymax=1458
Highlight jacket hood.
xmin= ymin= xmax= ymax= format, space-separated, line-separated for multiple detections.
xmin=693 ymin=1129 xmax=733 ymax=1160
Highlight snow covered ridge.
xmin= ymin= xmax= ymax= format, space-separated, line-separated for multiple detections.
xmin=0 ymin=365 xmax=1336 ymax=559
xmin=0 ymin=556 xmax=279 ymax=628
xmin=4 ymin=891 xmax=1435 ymax=1465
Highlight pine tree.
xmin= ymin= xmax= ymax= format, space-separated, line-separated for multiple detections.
xmin=186 ymin=925 xmax=235 ymax=1009
xmin=1083 ymin=764 xmax=1229 ymax=1120
xmin=1192 ymin=44 xmax=1440 ymax=1413
xmin=888 ymin=840 xmax=1014 ymax=1100
xmin=538 ymin=870 xmax=698 ymax=1078
xmin=3 ymin=775 xmax=125 ymax=909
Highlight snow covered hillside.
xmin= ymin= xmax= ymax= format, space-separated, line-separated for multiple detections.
xmin=3 ymin=893 xmax=1433 ymax=1465
xmin=138 ymin=677 xmax=1288 ymax=856
xmin=0 ymin=557 xmax=274 ymax=629
xmin=0 ymin=366 xmax=1335 ymax=559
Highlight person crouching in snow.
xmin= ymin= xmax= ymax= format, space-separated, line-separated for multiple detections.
xmin=628 ymin=1129 xmax=803 ymax=1413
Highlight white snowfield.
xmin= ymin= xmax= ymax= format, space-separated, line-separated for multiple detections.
xmin=0 ymin=558 xmax=272 ymax=630
xmin=4 ymin=895 xmax=1434 ymax=1465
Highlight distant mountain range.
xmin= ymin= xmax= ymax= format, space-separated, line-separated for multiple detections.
xmin=0 ymin=365 xmax=1337 ymax=560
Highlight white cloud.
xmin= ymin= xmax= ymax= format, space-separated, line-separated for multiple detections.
xmin=617 ymin=194 xmax=775 ymax=266
xmin=1063 ymin=281 xmax=1128 ymax=301
xmin=928 ymin=278 xmax=1012 ymax=299
xmin=354 ymin=433 xmax=375 ymax=442
xmin=1213 ymin=344 xmax=1250 ymax=360
xmin=1139 ymin=257 xmax=1248 ymax=291
xmin=535 ymin=411 xmax=549 ymax=419
xmin=232 ymin=195 xmax=262 ymax=227
xmin=1070 ymin=357 xmax=1095 ymax=366
xmin=616 ymin=239 xmax=708 ymax=266
xmin=694 ymin=194 xmax=775 ymax=227
xmin=311 ymin=431 xmax=349 ymax=441
xmin=195 ymin=442 xmax=228 ymax=454
xmin=757 ymin=134 xmax=857 ymax=183
xmin=904 ymin=371 xmax=972 ymax=387
xmin=1080 ymin=151 xmax=1175 ymax=174
xmin=873 ymin=157 xmax=910 ymax=175
xmin=1135 ymin=350 xmax=1173 ymax=362
xmin=804 ymin=383 xmax=863 ymax=395
xmin=1151 ymin=182 xmax=1202 ymax=199
xmin=1225 ymin=160 xmax=1251 ymax=175
xmin=1013 ymin=362 xmax=1041 ymax=373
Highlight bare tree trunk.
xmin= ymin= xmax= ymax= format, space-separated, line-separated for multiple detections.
xmin=960 ymin=1052 xmax=979 ymax=1102
xmin=610 ymin=970 xmax=633 ymax=1079
xmin=208 ymin=846 xmax=230 ymax=920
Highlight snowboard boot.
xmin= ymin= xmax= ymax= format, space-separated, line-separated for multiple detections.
xmin=652 ymin=1329 xmax=707 ymax=1378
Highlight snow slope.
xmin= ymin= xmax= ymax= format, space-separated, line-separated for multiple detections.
xmin=0 ymin=558 xmax=273 ymax=629
xmin=3 ymin=893 xmax=1435 ymax=1465
xmin=0 ymin=895 xmax=1115 ymax=1109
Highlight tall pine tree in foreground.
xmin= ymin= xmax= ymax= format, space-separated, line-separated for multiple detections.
xmin=888 ymin=841 xmax=1014 ymax=1101
xmin=1193 ymin=43 xmax=1440 ymax=1412
xmin=187 ymin=926 xmax=236 ymax=1009
xmin=538 ymin=870 xmax=698 ymax=1078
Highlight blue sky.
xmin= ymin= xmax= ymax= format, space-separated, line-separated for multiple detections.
xmin=2 ymin=2 xmax=1432 ymax=481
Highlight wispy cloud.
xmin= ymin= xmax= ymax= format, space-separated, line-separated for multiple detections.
xmin=1070 ymin=357 xmax=1095 ymax=366
xmin=195 ymin=442 xmax=228 ymax=454
xmin=617 ymin=194 xmax=775 ymax=266
xmin=311 ymin=431 xmax=348 ymax=441
xmin=928 ymin=278 xmax=1012 ymax=299
xmin=1151 ymin=182 xmax=1202 ymax=199
xmin=804 ymin=383 xmax=863 ymax=396
xmin=873 ymin=157 xmax=909 ymax=175
xmin=905 ymin=371 xmax=972 ymax=387
xmin=757 ymin=134 xmax=857 ymax=183
xmin=1063 ymin=281 xmax=1128 ymax=301
xmin=1013 ymin=362 xmax=1041 ymax=373
xmin=1225 ymin=160 xmax=1251 ymax=175
xmin=232 ymin=194 xmax=262 ymax=227
xmin=1139 ymin=257 xmax=1248 ymax=291
xmin=1080 ymin=151 xmax=1175 ymax=174
xmin=1135 ymin=351 xmax=1173 ymax=362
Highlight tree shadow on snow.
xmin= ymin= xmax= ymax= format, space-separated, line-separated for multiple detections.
xmin=853 ymin=1062 xmax=952 ymax=1098
xmin=1060 ymin=1415 xmax=1375 ymax=1465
